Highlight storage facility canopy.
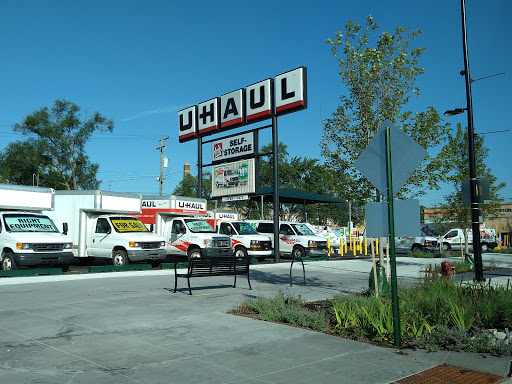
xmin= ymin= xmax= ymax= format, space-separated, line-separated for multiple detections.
xmin=251 ymin=187 xmax=346 ymax=205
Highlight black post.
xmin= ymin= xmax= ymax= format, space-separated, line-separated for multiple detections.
xmin=272 ymin=114 xmax=280 ymax=262
xmin=461 ymin=0 xmax=484 ymax=281
xmin=198 ymin=137 xmax=203 ymax=199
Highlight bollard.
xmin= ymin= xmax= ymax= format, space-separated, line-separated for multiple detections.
xmin=344 ymin=238 xmax=347 ymax=254
xmin=375 ymin=238 xmax=379 ymax=255
xmin=327 ymin=237 xmax=330 ymax=257
xmin=340 ymin=239 xmax=344 ymax=256
xmin=364 ymin=238 xmax=368 ymax=256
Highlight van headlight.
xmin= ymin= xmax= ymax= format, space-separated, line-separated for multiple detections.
xmin=129 ymin=242 xmax=140 ymax=248
xmin=250 ymin=240 xmax=262 ymax=249
xmin=17 ymin=243 xmax=32 ymax=250
xmin=64 ymin=243 xmax=73 ymax=249
xmin=204 ymin=239 xmax=213 ymax=248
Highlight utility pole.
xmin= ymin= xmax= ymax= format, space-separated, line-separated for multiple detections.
xmin=155 ymin=136 xmax=169 ymax=196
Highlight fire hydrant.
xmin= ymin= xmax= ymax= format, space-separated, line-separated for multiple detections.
xmin=441 ymin=261 xmax=456 ymax=280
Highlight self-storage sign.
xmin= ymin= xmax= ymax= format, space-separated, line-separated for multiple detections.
xmin=212 ymin=132 xmax=255 ymax=163
xmin=179 ymin=67 xmax=307 ymax=142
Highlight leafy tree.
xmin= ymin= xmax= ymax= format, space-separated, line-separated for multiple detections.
xmin=321 ymin=16 xmax=450 ymax=206
xmin=172 ymin=172 xmax=213 ymax=207
xmin=435 ymin=123 xmax=504 ymax=248
xmin=4 ymin=99 xmax=114 ymax=190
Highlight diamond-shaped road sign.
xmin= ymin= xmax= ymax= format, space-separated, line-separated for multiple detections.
xmin=354 ymin=120 xmax=428 ymax=198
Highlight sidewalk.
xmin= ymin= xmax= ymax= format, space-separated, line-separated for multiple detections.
xmin=0 ymin=256 xmax=510 ymax=383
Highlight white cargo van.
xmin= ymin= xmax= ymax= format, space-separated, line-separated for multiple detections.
xmin=246 ymin=220 xmax=328 ymax=258
xmin=47 ymin=190 xmax=166 ymax=266
xmin=440 ymin=228 xmax=497 ymax=252
xmin=216 ymin=220 xmax=272 ymax=260
xmin=0 ymin=184 xmax=74 ymax=271
xmin=151 ymin=196 xmax=232 ymax=260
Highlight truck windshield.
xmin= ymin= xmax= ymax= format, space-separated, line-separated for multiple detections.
xmin=3 ymin=214 xmax=58 ymax=233
xmin=185 ymin=219 xmax=215 ymax=233
xmin=232 ymin=222 xmax=258 ymax=235
xmin=291 ymin=224 xmax=315 ymax=236
xmin=110 ymin=217 xmax=149 ymax=233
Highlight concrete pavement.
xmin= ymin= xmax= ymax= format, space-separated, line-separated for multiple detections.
xmin=0 ymin=254 xmax=511 ymax=383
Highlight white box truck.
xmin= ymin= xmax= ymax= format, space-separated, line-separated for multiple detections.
xmin=47 ymin=190 xmax=166 ymax=266
xmin=0 ymin=184 xmax=74 ymax=271
xmin=151 ymin=196 xmax=232 ymax=260
xmin=440 ymin=227 xmax=497 ymax=252
xmin=246 ymin=220 xmax=328 ymax=258
xmin=216 ymin=220 xmax=273 ymax=261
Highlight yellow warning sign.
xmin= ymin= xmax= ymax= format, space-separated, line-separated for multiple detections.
xmin=111 ymin=219 xmax=148 ymax=232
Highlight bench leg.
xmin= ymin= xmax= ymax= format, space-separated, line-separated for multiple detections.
xmin=187 ymin=276 xmax=192 ymax=295
xmin=174 ymin=266 xmax=178 ymax=293
xmin=247 ymin=271 xmax=252 ymax=290
xmin=233 ymin=272 xmax=237 ymax=288
xmin=290 ymin=256 xmax=306 ymax=287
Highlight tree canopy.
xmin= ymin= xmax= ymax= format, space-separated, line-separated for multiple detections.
xmin=321 ymin=16 xmax=450 ymax=206
xmin=0 ymin=99 xmax=113 ymax=190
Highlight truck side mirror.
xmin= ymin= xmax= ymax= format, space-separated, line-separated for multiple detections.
xmin=63 ymin=222 xmax=68 ymax=235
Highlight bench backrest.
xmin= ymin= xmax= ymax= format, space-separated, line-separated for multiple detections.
xmin=188 ymin=256 xmax=250 ymax=276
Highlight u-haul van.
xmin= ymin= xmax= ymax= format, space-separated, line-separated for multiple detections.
xmin=205 ymin=210 xmax=239 ymax=228
xmin=440 ymin=227 xmax=497 ymax=252
xmin=151 ymin=196 xmax=232 ymax=260
xmin=216 ymin=220 xmax=273 ymax=261
xmin=47 ymin=190 xmax=166 ymax=266
xmin=0 ymin=184 xmax=74 ymax=271
xmin=246 ymin=220 xmax=328 ymax=258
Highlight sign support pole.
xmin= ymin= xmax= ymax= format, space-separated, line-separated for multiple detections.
xmin=385 ymin=126 xmax=400 ymax=346
xmin=272 ymin=114 xmax=280 ymax=262
xmin=198 ymin=137 xmax=203 ymax=199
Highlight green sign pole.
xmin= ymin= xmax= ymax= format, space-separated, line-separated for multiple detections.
xmin=385 ymin=126 xmax=401 ymax=346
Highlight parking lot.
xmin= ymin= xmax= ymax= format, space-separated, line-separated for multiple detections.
xmin=1 ymin=255 xmax=511 ymax=383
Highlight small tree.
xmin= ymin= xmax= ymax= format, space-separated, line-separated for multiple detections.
xmin=321 ymin=16 xmax=450 ymax=206
xmin=8 ymin=99 xmax=114 ymax=190
xmin=436 ymin=123 xmax=505 ymax=252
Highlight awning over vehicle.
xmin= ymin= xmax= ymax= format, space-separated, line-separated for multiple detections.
xmin=251 ymin=186 xmax=346 ymax=205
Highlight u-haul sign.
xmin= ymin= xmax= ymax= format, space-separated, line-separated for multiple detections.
xmin=179 ymin=67 xmax=307 ymax=142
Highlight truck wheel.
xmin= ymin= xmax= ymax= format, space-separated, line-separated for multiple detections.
xmin=1 ymin=251 xmax=18 ymax=270
xmin=61 ymin=264 xmax=70 ymax=272
xmin=442 ymin=243 xmax=450 ymax=252
xmin=187 ymin=248 xmax=201 ymax=261
xmin=292 ymin=246 xmax=305 ymax=259
xmin=234 ymin=246 xmax=248 ymax=258
xmin=481 ymin=243 xmax=489 ymax=252
xmin=112 ymin=250 xmax=129 ymax=266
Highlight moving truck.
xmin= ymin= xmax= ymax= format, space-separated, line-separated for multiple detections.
xmin=216 ymin=220 xmax=273 ymax=260
xmin=148 ymin=196 xmax=232 ymax=260
xmin=47 ymin=190 xmax=166 ymax=266
xmin=440 ymin=228 xmax=497 ymax=252
xmin=0 ymin=184 xmax=74 ymax=271
xmin=205 ymin=210 xmax=238 ymax=228
xmin=246 ymin=220 xmax=328 ymax=258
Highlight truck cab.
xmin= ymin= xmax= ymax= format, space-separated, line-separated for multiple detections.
xmin=157 ymin=215 xmax=231 ymax=260
xmin=247 ymin=220 xmax=328 ymax=258
xmin=217 ymin=220 xmax=272 ymax=261
xmin=0 ymin=184 xmax=74 ymax=271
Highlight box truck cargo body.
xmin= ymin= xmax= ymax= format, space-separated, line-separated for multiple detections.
xmin=151 ymin=196 xmax=232 ymax=260
xmin=0 ymin=184 xmax=74 ymax=270
xmin=47 ymin=190 xmax=166 ymax=266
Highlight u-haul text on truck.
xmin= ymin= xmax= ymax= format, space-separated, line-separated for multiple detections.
xmin=0 ymin=184 xmax=74 ymax=271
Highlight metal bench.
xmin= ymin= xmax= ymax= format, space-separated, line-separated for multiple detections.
xmin=173 ymin=256 xmax=252 ymax=295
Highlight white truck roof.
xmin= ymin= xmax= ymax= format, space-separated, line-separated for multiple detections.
xmin=54 ymin=190 xmax=142 ymax=214
xmin=0 ymin=183 xmax=54 ymax=211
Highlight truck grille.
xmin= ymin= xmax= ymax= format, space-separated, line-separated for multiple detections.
xmin=33 ymin=243 xmax=64 ymax=252
xmin=214 ymin=237 xmax=231 ymax=248
xmin=140 ymin=242 xmax=161 ymax=250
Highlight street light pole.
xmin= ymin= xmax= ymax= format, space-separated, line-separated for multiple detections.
xmin=460 ymin=0 xmax=484 ymax=282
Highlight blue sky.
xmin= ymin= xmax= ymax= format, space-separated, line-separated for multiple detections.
xmin=0 ymin=0 xmax=510 ymax=207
